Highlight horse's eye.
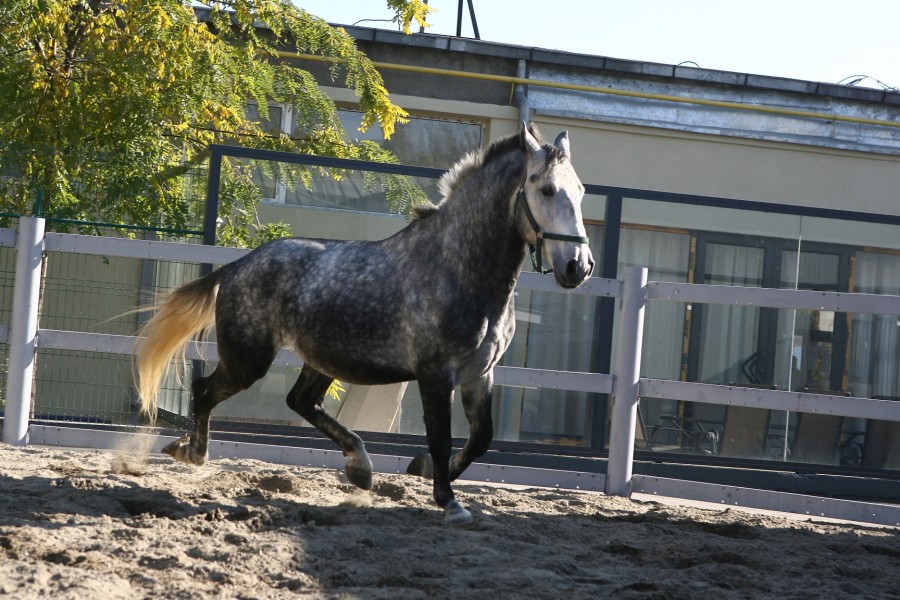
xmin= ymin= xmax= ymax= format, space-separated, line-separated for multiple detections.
xmin=540 ymin=184 xmax=557 ymax=198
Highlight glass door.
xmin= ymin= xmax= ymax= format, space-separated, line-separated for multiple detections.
xmin=684 ymin=237 xmax=852 ymax=463
xmin=691 ymin=240 xmax=769 ymax=386
xmin=680 ymin=236 xmax=772 ymax=456
xmin=774 ymin=246 xmax=848 ymax=394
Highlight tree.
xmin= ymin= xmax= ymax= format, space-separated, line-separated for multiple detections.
xmin=0 ymin=0 xmax=432 ymax=245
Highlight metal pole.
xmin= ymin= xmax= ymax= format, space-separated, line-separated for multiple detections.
xmin=605 ymin=266 xmax=647 ymax=496
xmin=419 ymin=0 xmax=428 ymax=34
xmin=466 ymin=0 xmax=480 ymax=39
xmin=590 ymin=194 xmax=622 ymax=452
xmin=3 ymin=217 xmax=45 ymax=445
xmin=202 ymin=145 xmax=223 ymax=249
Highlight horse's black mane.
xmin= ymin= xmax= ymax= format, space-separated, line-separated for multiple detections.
xmin=411 ymin=126 xmax=561 ymax=221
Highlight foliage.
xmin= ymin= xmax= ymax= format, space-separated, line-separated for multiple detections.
xmin=0 ymin=0 xmax=433 ymax=246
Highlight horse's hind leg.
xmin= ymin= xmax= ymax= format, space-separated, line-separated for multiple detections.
xmin=286 ymin=365 xmax=374 ymax=490
xmin=163 ymin=361 xmax=265 ymax=465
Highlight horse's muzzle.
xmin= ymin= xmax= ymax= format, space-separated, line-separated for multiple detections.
xmin=554 ymin=250 xmax=594 ymax=289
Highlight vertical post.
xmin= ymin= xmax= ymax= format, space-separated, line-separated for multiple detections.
xmin=605 ymin=266 xmax=647 ymax=496
xmin=590 ymin=194 xmax=622 ymax=452
xmin=202 ymin=144 xmax=223 ymax=249
xmin=3 ymin=217 xmax=45 ymax=445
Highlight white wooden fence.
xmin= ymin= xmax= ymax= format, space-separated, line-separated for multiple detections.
xmin=3 ymin=217 xmax=900 ymax=526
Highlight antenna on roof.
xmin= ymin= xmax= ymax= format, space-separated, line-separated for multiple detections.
xmin=456 ymin=0 xmax=480 ymax=39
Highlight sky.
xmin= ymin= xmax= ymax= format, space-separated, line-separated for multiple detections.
xmin=296 ymin=0 xmax=900 ymax=90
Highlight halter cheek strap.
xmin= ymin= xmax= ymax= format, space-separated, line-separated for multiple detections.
xmin=516 ymin=189 xmax=590 ymax=274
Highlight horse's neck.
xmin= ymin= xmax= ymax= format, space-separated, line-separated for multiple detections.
xmin=435 ymin=160 xmax=527 ymax=286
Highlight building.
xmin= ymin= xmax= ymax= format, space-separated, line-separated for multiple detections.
xmin=234 ymin=23 xmax=900 ymax=477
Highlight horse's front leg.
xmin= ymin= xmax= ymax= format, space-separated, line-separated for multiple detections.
xmin=286 ymin=365 xmax=373 ymax=490
xmin=407 ymin=372 xmax=495 ymax=483
xmin=410 ymin=376 xmax=471 ymax=523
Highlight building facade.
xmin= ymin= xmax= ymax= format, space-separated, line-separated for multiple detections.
xmin=223 ymin=25 xmax=900 ymax=474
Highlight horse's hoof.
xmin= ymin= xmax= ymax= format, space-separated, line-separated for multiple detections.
xmin=406 ymin=452 xmax=434 ymax=479
xmin=346 ymin=453 xmax=373 ymax=490
xmin=444 ymin=500 xmax=472 ymax=524
xmin=161 ymin=434 xmax=207 ymax=466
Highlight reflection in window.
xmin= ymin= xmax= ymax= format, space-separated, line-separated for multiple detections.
xmin=282 ymin=111 xmax=482 ymax=211
xmin=493 ymin=221 xmax=605 ymax=446
xmin=850 ymin=251 xmax=900 ymax=399
xmin=775 ymin=250 xmax=841 ymax=393
xmin=294 ymin=110 xmax=484 ymax=169
xmin=243 ymin=106 xmax=482 ymax=205
xmin=614 ymin=227 xmax=691 ymax=443
xmin=285 ymin=169 xmax=441 ymax=214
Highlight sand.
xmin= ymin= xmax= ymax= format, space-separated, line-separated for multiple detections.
xmin=0 ymin=442 xmax=897 ymax=599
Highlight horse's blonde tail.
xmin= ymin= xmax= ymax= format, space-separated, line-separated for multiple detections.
xmin=134 ymin=271 xmax=223 ymax=423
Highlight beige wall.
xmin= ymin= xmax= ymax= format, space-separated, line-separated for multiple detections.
xmin=565 ymin=120 xmax=900 ymax=216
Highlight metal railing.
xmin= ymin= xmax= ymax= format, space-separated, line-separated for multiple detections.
xmin=1 ymin=217 xmax=617 ymax=436
xmin=607 ymin=266 xmax=900 ymax=491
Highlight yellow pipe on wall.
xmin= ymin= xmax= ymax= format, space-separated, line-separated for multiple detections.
xmin=276 ymin=50 xmax=900 ymax=130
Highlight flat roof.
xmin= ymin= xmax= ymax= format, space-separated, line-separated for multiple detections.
xmin=339 ymin=24 xmax=900 ymax=107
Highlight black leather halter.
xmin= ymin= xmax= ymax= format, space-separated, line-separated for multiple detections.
xmin=516 ymin=188 xmax=589 ymax=274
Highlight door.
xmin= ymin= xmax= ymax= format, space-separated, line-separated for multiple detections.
xmin=688 ymin=236 xmax=772 ymax=389
xmin=688 ymin=237 xmax=849 ymax=392
xmin=684 ymin=235 xmax=851 ymax=462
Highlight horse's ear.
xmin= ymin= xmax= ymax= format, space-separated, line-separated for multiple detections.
xmin=521 ymin=122 xmax=542 ymax=154
xmin=554 ymin=131 xmax=571 ymax=159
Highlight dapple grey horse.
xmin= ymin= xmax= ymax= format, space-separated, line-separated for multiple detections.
xmin=135 ymin=123 xmax=594 ymax=522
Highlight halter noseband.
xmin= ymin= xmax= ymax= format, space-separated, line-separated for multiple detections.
xmin=516 ymin=188 xmax=590 ymax=275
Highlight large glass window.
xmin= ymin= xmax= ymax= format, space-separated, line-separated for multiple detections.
xmin=203 ymin=139 xmax=900 ymax=472
xmin=612 ymin=202 xmax=899 ymax=471
xmin=241 ymin=106 xmax=483 ymax=203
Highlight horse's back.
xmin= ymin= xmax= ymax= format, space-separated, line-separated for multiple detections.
xmin=213 ymin=226 xmax=515 ymax=386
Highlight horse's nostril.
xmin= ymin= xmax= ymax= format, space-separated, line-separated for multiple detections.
xmin=566 ymin=259 xmax=579 ymax=277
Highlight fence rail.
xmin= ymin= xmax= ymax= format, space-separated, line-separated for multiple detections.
xmin=649 ymin=280 xmax=900 ymax=315
xmin=3 ymin=219 xmax=900 ymax=526
xmin=638 ymin=379 xmax=900 ymax=421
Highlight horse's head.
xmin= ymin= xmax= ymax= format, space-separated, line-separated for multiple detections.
xmin=517 ymin=124 xmax=595 ymax=288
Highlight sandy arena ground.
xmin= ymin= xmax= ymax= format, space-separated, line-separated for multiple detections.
xmin=0 ymin=442 xmax=897 ymax=599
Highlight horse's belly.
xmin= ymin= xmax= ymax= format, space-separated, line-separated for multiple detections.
xmin=294 ymin=344 xmax=416 ymax=386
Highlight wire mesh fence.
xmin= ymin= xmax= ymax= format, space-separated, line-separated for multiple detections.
xmin=0 ymin=239 xmax=15 ymax=415
xmin=31 ymin=245 xmax=203 ymax=426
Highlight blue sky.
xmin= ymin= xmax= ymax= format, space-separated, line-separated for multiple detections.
xmin=296 ymin=0 xmax=900 ymax=89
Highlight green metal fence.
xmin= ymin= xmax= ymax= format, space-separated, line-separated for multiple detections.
xmin=0 ymin=143 xmax=207 ymax=236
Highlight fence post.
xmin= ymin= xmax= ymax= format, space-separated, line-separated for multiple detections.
xmin=3 ymin=217 xmax=45 ymax=445
xmin=605 ymin=266 xmax=648 ymax=496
